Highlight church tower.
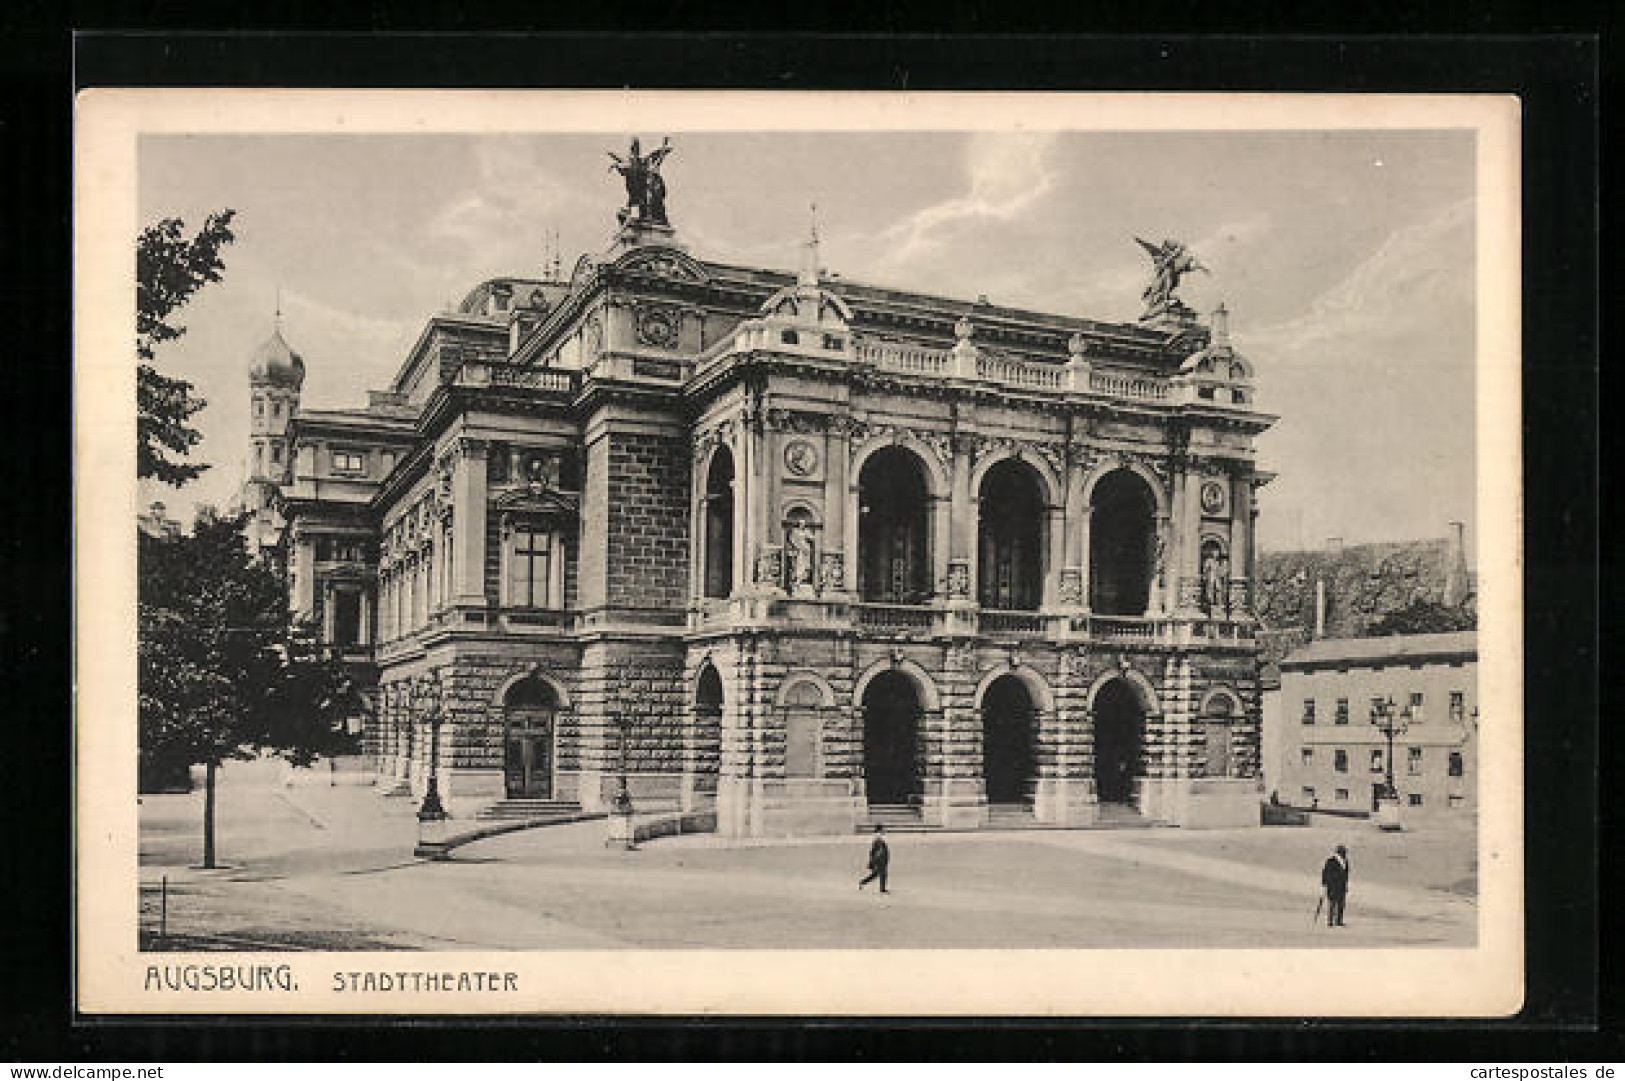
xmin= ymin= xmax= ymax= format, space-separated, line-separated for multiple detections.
xmin=242 ymin=309 xmax=305 ymax=554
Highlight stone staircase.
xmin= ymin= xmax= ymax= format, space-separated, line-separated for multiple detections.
xmin=985 ymin=802 xmax=1039 ymax=829
xmin=1094 ymin=801 xmax=1162 ymax=828
xmin=473 ymin=798 xmax=587 ymax=823
xmin=861 ymin=803 xmax=924 ymax=830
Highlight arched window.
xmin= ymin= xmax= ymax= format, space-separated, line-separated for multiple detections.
xmin=1089 ymin=469 xmax=1157 ymax=615
xmin=858 ymin=447 xmax=932 ymax=603
xmin=978 ymin=459 xmax=1045 ymax=610
xmin=703 ymin=449 xmax=735 ymax=599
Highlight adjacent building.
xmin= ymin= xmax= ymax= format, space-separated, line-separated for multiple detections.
xmin=1269 ymin=631 xmax=1478 ymax=818
xmin=246 ymin=151 xmax=1279 ymax=836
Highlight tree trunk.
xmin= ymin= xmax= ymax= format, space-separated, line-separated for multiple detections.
xmin=202 ymin=759 xmax=217 ymax=869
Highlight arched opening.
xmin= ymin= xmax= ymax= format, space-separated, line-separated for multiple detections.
xmin=504 ymin=676 xmax=557 ymax=799
xmin=702 ymin=449 xmax=735 ymax=599
xmin=981 ymin=674 xmax=1036 ymax=805
xmin=862 ymin=670 xmax=923 ymax=805
xmin=1089 ymin=469 xmax=1157 ymax=615
xmin=978 ymin=459 xmax=1045 ymax=611
xmin=690 ymin=663 xmax=724 ymax=804
xmin=1093 ymin=678 xmax=1145 ymax=805
xmin=858 ymin=447 xmax=932 ymax=603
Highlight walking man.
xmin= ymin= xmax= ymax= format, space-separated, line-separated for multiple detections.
xmin=1320 ymin=843 xmax=1351 ymax=927
xmin=858 ymin=825 xmax=890 ymax=894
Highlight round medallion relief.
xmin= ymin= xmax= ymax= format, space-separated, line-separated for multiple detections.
xmin=783 ymin=439 xmax=819 ymax=477
xmin=636 ymin=307 xmax=679 ymax=349
xmin=1200 ymin=480 xmax=1228 ymax=515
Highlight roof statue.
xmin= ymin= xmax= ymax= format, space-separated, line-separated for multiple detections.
xmin=1134 ymin=236 xmax=1208 ymax=323
xmin=607 ymin=136 xmax=674 ymax=228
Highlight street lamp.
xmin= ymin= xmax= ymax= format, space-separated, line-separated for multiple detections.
xmin=1368 ymin=694 xmax=1410 ymax=830
xmin=414 ymin=675 xmax=450 ymax=859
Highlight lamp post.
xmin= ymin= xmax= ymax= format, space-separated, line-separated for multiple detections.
xmin=604 ymin=666 xmax=644 ymax=850
xmin=414 ymin=675 xmax=451 ymax=859
xmin=1368 ymin=695 xmax=1409 ymax=831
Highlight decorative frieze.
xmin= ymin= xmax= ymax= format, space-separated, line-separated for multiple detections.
xmin=818 ymin=551 xmax=845 ymax=592
xmin=945 ymin=560 xmax=971 ymax=600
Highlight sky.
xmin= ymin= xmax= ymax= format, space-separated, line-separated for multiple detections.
xmin=136 ymin=129 xmax=1476 ymax=553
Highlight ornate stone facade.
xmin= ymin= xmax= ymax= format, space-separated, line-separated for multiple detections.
xmin=274 ymin=200 xmax=1275 ymax=835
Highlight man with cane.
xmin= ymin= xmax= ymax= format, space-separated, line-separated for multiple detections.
xmin=1318 ymin=844 xmax=1351 ymax=927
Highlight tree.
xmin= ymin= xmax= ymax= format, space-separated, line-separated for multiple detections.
xmin=137 ymin=210 xmax=236 ymax=487
xmin=1366 ymin=597 xmax=1476 ymax=637
xmin=139 ymin=512 xmax=360 ymax=868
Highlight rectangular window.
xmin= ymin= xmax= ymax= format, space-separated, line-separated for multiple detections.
xmin=1300 ymin=747 xmax=1314 ymax=766
xmin=333 ymin=591 xmax=362 ymax=646
xmin=332 ymin=450 xmax=366 ymax=474
xmin=1370 ymin=749 xmax=1385 ymax=773
xmin=1301 ymin=786 xmax=1316 ymax=804
xmin=1333 ymin=749 xmax=1348 ymax=773
xmin=1335 ymin=788 xmax=1349 ymax=802
xmin=1449 ymin=691 xmax=1465 ymax=722
xmin=254 ymin=400 xmax=264 ymax=417
xmin=1408 ymin=793 xmax=1424 ymax=807
xmin=509 ymin=529 xmax=553 ymax=608
xmin=1448 ymin=751 xmax=1465 ymax=778
xmin=1407 ymin=746 xmax=1423 ymax=775
xmin=1301 ymin=699 xmax=1316 ymax=725
xmin=1334 ymin=698 xmax=1349 ymax=725
xmin=1449 ymin=794 xmax=1465 ymax=809
xmin=271 ymin=444 xmax=282 ymax=464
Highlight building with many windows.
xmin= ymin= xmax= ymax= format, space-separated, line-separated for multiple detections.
xmin=1267 ymin=631 xmax=1478 ymax=818
xmin=250 ymin=153 xmax=1278 ymax=836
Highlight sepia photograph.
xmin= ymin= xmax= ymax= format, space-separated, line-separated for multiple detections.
xmin=75 ymin=91 xmax=1522 ymax=1015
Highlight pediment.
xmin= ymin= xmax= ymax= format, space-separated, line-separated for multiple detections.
xmin=613 ymin=246 xmax=710 ymax=283
xmin=493 ymin=485 xmax=580 ymax=518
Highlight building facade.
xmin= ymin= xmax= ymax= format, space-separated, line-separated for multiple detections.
xmin=257 ymin=159 xmax=1278 ymax=836
xmin=1269 ymin=632 xmax=1478 ymax=819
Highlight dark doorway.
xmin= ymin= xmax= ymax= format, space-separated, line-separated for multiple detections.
xmin=703 ymin=449 xmax=735 ymax=599
xmin=862 ymin=671 xmax=922 ymax=805
xmin=858 ymin=447 xmax=932 ymax=603
xmin=978 ymin=460 xmax=1045 ymax=610
xmin=504 ymin=676 xmax=556 ymax=799
xmin=1093 ymin=678 xmax=1144 ymax=805
xmin=982 ymin=675 xmax=1036 ymax=804
xmin=1089 ymin=469 xmax=1157 ymax=615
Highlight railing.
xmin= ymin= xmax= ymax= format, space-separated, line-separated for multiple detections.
xmin=1078 ymin=614 xmax=1166 ymax=641
xmin=979 ymin=609 xmax=1048 ymax=635
xmin=489 ymin=365 xmax=577 ymax=393
xmin=855 ymin=340 xmax=950 ymax=376
xmin=853 ymin=602 xmax=936 ymax=630
xmin=1089 ymin=371 xmax=1169 ymax=401
xmin=977 ymin=353 xmax=1066 ymax=391
xmin=1196 ymin=619 xmax=1256 ymax=643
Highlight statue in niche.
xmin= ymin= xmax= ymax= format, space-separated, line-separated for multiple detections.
xmin=1201 ymin=545 xmax=1228 ymax=613
xmin=1134 ymin=236 xmax=1208 ymax=321
xmin=607 ymin=136 xmax=674 ymax=227
xmin=785 ymin=517 xmax=816 ymax=592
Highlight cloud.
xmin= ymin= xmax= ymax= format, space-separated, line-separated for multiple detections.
xmin=876 ymin=133 xmax=1060 ymax=267
xmin=1244 ymin=197 xmax=1475 ymax=364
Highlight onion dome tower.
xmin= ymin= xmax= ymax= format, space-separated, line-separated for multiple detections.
xmin=246 ymin=308 xmax=305 ymax=505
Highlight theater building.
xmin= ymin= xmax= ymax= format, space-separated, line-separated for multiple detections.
xmin=254 ymin=154 xmax=1278 ymax=835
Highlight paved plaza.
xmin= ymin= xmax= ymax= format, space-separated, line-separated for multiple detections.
xmin=138 ymin=759 xmax=1477 ymax=951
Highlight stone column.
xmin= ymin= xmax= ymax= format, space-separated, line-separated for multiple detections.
xmin=1173 ymin=465 xmax=1203 ymax=615
xmin=946 ymin=447 xmax=975 ymax=606
xmin=822 ymin=426 xmax=849 ymax=595
xmin=1043 ymin=505 xmax=1066 ymax=609
xmin=1229 ymin=473 xmax=1253 ymax=613
xmin=291 ymin=530 xmax=316 ymax=619
xmin=451 ymin=437 xmax=489 ymax=607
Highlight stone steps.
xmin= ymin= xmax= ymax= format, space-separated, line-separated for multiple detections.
xmin=475 ymin=799 xmax=584 ymax=822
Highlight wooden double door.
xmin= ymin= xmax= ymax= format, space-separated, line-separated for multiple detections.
xmin=504 ymin=709 xmax=554 ymax=799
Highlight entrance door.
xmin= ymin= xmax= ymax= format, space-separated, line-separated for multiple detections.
xmin=504 ymin=713 xmax=553 ymax=798
xmin=862 ymin=671 xmax=922 ymax=805
xmin=982 ymin=675 xmax=1036 ymax=804
xmin=1093 ymin=679 xmax=1144 ymax=804
xmin=502 ymin=675 xmax=558 ymax=799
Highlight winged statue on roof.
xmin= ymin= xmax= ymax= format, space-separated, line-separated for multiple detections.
xmin=1134 ymin=236 xmax=1208 ymax=320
